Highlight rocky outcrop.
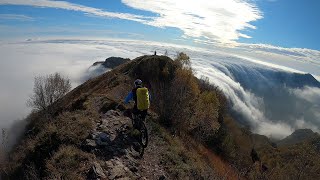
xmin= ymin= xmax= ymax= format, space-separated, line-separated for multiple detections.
xmin=88 ymin=162 xmax=107 ymax=179
xmin=93 ymin=57 xmax=130 ymax=69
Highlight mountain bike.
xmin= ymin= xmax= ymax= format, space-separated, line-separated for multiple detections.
xmin=132 ymin=113 xmax=148 ymax=148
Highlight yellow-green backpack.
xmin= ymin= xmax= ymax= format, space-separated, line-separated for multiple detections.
xmin=136 ymin=87 xmax=150 ymax=110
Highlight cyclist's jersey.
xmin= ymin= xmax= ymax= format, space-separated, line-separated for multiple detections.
xmin=132 ymin=87 xmax=139 ymax=110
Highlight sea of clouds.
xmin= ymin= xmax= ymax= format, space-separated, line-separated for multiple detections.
xmin=1 ymin=38 xmax=320 ymax=141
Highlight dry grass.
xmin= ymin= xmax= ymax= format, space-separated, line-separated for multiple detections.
xmin=45 ymin=145 xmax=93 ymax=180
xmin=150 ymin=121 xmax=217 ymax=179
xmin=54 ymin=111 xmax=94 ymax=145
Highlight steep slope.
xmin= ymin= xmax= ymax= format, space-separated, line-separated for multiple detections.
xmin=2 ymin=55 xmax=224 ymax=179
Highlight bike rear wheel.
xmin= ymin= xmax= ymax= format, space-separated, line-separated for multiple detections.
xmin=140 ymin=122 xmax=148 ymax=148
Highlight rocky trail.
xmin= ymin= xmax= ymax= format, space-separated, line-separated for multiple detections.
xmin=83 ymin=106 xmax=169 ymax=180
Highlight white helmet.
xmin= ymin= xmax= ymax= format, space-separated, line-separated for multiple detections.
xmin=134 ymin=79 xmax=142 ymax=87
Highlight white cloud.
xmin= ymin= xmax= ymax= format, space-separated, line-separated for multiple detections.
xmin=0 ymin=24 xmax=145 ymax=40
xmin=122 ymin=0 xmax=262 ymax=44
xmin=0 ymin=0 xmax=151 ymax=22
xmin=294 ymin=119 xmax=320 ymax=133
xmin=191 ymin=57 xmax=295 ymax=139
xmin=0 ymin=40 xmax=134 ymax=132
xmin=0 ymin=0 xmax=262 ymax=45
xmin=0 ymin=14 xmax=34 ymax=21
xmin=257 ymin=121 xmax=293 ymax=139
xmin=227 ymin=43 xmax=320 ymax=77
xmin=290 ymin=86 xmax=320 ymax=104
xmin=238 ymin=43 xmax=320 ymax=64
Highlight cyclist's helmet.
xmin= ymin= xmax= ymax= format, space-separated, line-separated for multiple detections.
xmin=134 ymin=79 xmax=142 ymax=88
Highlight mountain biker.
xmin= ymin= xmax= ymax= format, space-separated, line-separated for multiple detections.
xmin=124 ymin=79 xmax=151 ymax=128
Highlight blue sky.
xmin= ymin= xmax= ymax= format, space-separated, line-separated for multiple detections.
xmin=240 ymin=0 xmax=320 ymax=50
xmin=0 ymin=0 xmax=319 ymax=50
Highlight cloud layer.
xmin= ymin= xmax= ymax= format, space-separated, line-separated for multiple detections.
xmin=1 ymin=38 xmax=319 ymax=140
xmin=0 ymin=0 xmax=262 ymax=44
xmin=0 ymin=0 xmax=151 ymax=22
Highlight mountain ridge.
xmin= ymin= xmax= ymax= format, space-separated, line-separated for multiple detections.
xmin=2 ymin=54 xmax=320 ymax=180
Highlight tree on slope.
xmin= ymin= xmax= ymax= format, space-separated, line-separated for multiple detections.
xmin=27 ymin=72 xmax=71 ymax=111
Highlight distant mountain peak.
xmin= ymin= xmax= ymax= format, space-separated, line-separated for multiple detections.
xmin=277 ymin=128 xmax=317 ymax=146
xmin=92 ymin=57 xmax=130 ymax=69
xmin=289 ymin=73 xmax=320 ymax=88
